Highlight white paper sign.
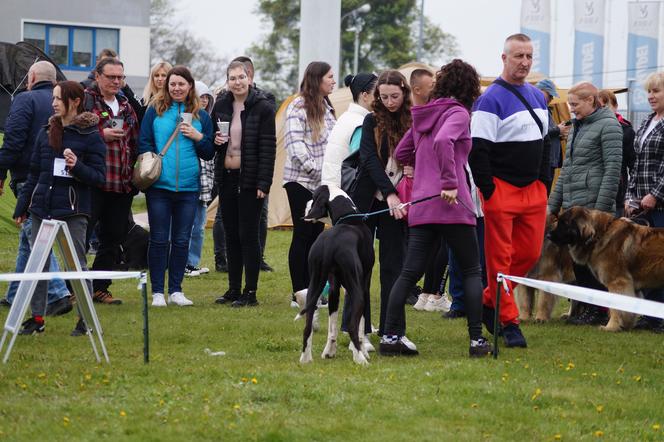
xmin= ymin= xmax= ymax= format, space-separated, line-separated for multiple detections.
xmin=53 ymin=158 xmax=72 ymax=178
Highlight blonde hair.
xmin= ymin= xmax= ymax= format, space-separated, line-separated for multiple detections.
xmin=644 ymin=71 xmax=664 ymax=92
xmin=568 ymin=81 xmax=600 ymax=108
xmin=142 ymin=61 xmax=173 ymax=105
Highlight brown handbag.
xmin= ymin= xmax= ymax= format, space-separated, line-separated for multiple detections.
xmin=132 ymin=125 xmax=179 ymax=191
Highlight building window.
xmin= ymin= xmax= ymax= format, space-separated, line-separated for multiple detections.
xmin=22 ymin=22 xmax=119 ymax=71
xmin=24 ymin=23 xmax=45 ymax=51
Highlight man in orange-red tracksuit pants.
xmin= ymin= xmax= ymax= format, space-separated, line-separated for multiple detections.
xmin=469 ymin=33 xmax=551 ymax=348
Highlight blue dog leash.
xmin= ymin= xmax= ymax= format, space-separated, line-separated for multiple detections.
xmin=334 ymin=193 xmax=476 ymax=225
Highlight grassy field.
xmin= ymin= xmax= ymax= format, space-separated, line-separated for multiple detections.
xmin=0 ymin=192 xmax=663 ymax=440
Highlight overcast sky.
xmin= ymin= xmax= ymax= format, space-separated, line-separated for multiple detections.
xmin=176 ymin=0 xmax=643 ymax=89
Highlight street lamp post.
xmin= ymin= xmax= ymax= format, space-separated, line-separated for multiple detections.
xmin=341 ymin=3 xmax=371 ymax=75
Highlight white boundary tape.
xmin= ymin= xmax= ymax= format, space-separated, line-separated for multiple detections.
xmin=0 ymin=271 xmax=141 ymax=282
xmin=499 ymin=273 xmax=664 ymax=320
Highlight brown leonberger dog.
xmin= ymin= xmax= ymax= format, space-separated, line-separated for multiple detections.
xmin=516 ymin=214 xmax=575 ymax=322
xmin=548 ymin=206 xmax=664 ymax=331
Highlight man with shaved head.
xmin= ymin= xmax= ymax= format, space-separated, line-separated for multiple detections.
xmin=469 ymin=33 xmax=550 ymax=348
xmin=0 ymin=60 xmax=72 ymax=314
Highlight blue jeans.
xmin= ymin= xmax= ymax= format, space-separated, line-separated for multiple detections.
xmin=449 ymin=217 xmax=486 ymax=313
xmin=187 ymin=201 xmax=207 ymax=267
xmin=6 ymin=216 xmax=70 ymax=304
xmin=146 ymin=188 xmax=198 ymax=294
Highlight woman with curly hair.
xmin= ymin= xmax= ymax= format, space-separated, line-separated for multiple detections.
xmin=351 ymin=70 xmax=412 ymax=341
xmin=378 ymin=59 xmax=492 ymax=358
xmin=283 ymin=61 xmax=336 ymax=305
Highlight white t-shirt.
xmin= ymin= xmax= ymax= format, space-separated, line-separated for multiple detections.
xmin=104 ymin=97 xmax=119 ymax=116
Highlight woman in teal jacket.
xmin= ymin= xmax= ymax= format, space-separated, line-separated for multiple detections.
xmin=139 ymin=66 xmax=214 ymax=307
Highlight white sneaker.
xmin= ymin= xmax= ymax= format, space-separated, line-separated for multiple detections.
xmin=198 ymin=266 xmax=210 ymax=274
xmin=424 ymin=294 xmax=452 ymax=313
xmin=401 ymin=336 xmax=418 ymax=351
xmin=168 ymin=292 xmax=193 ymax=306
xmin=413 ymin=293 xmax=431 ymax=311
xmin=152 ymin=293 xmax=166 ymax=307
xmin=184 ymin=266 xmax=200 ymax=277
xmin=294 ymin=289 xmax=308 ymax=309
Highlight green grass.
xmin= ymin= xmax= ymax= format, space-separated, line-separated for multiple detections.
xmin=0 ymin=185 xmax=663 ymax=440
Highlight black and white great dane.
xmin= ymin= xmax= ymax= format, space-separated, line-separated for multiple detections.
xmin=296 ymin=185 xmax=375 ymax=365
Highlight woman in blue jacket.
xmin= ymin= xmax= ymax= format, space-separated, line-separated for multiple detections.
xmin=139 ymin=66 xmax=214 ymax=307
xmin=14 ymin=80 xmax=106 ymax=335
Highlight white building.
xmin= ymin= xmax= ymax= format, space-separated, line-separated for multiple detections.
xmin=0 ymin=0 xmax=150 ymax=89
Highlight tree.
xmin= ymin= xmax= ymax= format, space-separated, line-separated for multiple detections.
xmin=249 ymin=0 xmax=458 ymax=104
xmin=150 ymin=0 xmax=227 ymax=87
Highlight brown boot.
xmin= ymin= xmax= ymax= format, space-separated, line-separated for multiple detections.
xmin=93 ymin=289 xmax=122 ymax=305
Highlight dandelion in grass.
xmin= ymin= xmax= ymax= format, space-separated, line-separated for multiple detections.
xmin=633 ymin=375 xmax=641 ymax=382
xmin=471 ymin=403 xmax=479 ymax=408
xmin=554 ymin=434 xmax=562 ymax=440
xmin=653 ymin=424 xmax=660 ymax=431
xmin=120 ymin=410 xmax=127 ymax=417
xmin=233 ymin=404 xmax=240 ymax=410
xmin=63 ymin=416 xmax=70 ymax=427
xmin=241 ymin=377 xmax=248 ymax=383
xmin=591 ymin=372 xmax=597 ymax=378
xmin=37 ymin=372 xmax=46 ymax=379
xmin=251 ymin=378 xmax=258 ymax=384
xmin=596 ymin=405 xmax=604 ymax=413
xmin=84 ymin=373 xmax=92 ymax=381
xmin=531 ymin=388 xmax=542 ymax=401
xmin=594 ymin=430 xmax=604 ymax=437
xmin=565 ymin=362 xmax=575 ymax=371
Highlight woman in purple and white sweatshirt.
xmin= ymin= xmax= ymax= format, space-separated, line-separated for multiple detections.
xmin=379 ymin=60 xmax=491 ymax=358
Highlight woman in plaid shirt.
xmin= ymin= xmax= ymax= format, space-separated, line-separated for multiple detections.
xmin=283 ymin=61 xmax=336 ymax=307
xmin=625 ymin=71 xmax=664 ymax=331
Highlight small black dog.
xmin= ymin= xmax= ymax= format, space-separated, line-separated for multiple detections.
xmin=296 ymin=185 xmax=374 ymax=365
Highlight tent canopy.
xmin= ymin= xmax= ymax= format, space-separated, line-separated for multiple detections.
xmin=0 ymin=41 xmax=67 ymax=131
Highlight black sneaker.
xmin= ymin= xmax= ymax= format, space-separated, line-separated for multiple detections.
xmin=19 ymin=317 xmax=45 ymax=335
xmin=502 ymin=323 xmax=527 ymax=348
xmin=443 ymin=309 xmax=466 ymax=319
xmin=70 ymin=318 xmax=88 ymax=337
xmin=46 ymin=296 xmax=73 ymax=317
xmin=231 ymin=290 xmax=259 ymax=307
xmin=378 ymin=336 xmax=419 ymax=356
xmin=469 ymin=336 xmax=493 ymax=357
xmin=0 ymin=298 xmax=10 ymax=307
xmin=567 ymin=305 xmax=608 ymax=326
xmin=215 ymin=289 xmax=241 ymax=305
xmin=260 ymin=260 xmax=274 ymax=272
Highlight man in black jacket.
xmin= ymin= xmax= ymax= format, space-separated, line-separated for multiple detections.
xmin=0 ymin=61 xmax=72 ymax=315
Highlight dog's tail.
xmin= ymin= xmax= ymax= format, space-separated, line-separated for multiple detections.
xmin=294 ymin=308 xmax=307 ymax=322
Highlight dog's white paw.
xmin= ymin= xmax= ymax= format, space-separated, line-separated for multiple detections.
xmin=352 ymin=350 xmax=369 ymax=366
xmin=321 ymin=340 xmax=337 ymax=359
xmin=299 ymin=351 xmax=313 ymax=364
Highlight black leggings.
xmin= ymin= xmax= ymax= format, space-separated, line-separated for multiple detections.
xmin=285 ymin=182 xmax=324 ymax=292
xmin=220 ymin=170 xmax=263 ymax=292
xmin=384 ymin=223 xmax=484 ymax=339
xmin=422 ymin=237 xmax=449 ymax=294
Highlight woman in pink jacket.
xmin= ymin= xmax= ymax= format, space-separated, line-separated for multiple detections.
xmin=378 ymin=60 xmax=491 ymax=358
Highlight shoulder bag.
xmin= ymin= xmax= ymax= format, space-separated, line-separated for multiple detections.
xmin=132 ymin=125 xmax=179 ymax=191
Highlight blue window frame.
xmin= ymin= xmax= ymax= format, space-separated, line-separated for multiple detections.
xmin=23 ymin=22 xmax=119 ymax=71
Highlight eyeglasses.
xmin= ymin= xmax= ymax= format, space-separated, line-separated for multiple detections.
xmin=101 ymin=73 xmax=126 ymax=82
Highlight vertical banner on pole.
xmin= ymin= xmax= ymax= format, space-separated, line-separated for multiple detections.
xmin=573 ymin=0 xmax=606 ymax=86
xmin=627 ymin=2 xmax=660 ymax=112
xmin=521 ymin=0 xmax=551 ymax=76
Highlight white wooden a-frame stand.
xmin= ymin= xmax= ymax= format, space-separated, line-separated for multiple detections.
xmin=0 ymin=220 xmax=109 ymax=363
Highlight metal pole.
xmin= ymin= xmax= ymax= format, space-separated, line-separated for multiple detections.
xmin=141 ymin=272 xmax=149 ymax=364
xmin=493 ymin=278 xmax=502 ymax=359
xmin=416 ymin=0 xmax=424 ymax=61
xmin=353 ymin=25 xmax=360 ymax=74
